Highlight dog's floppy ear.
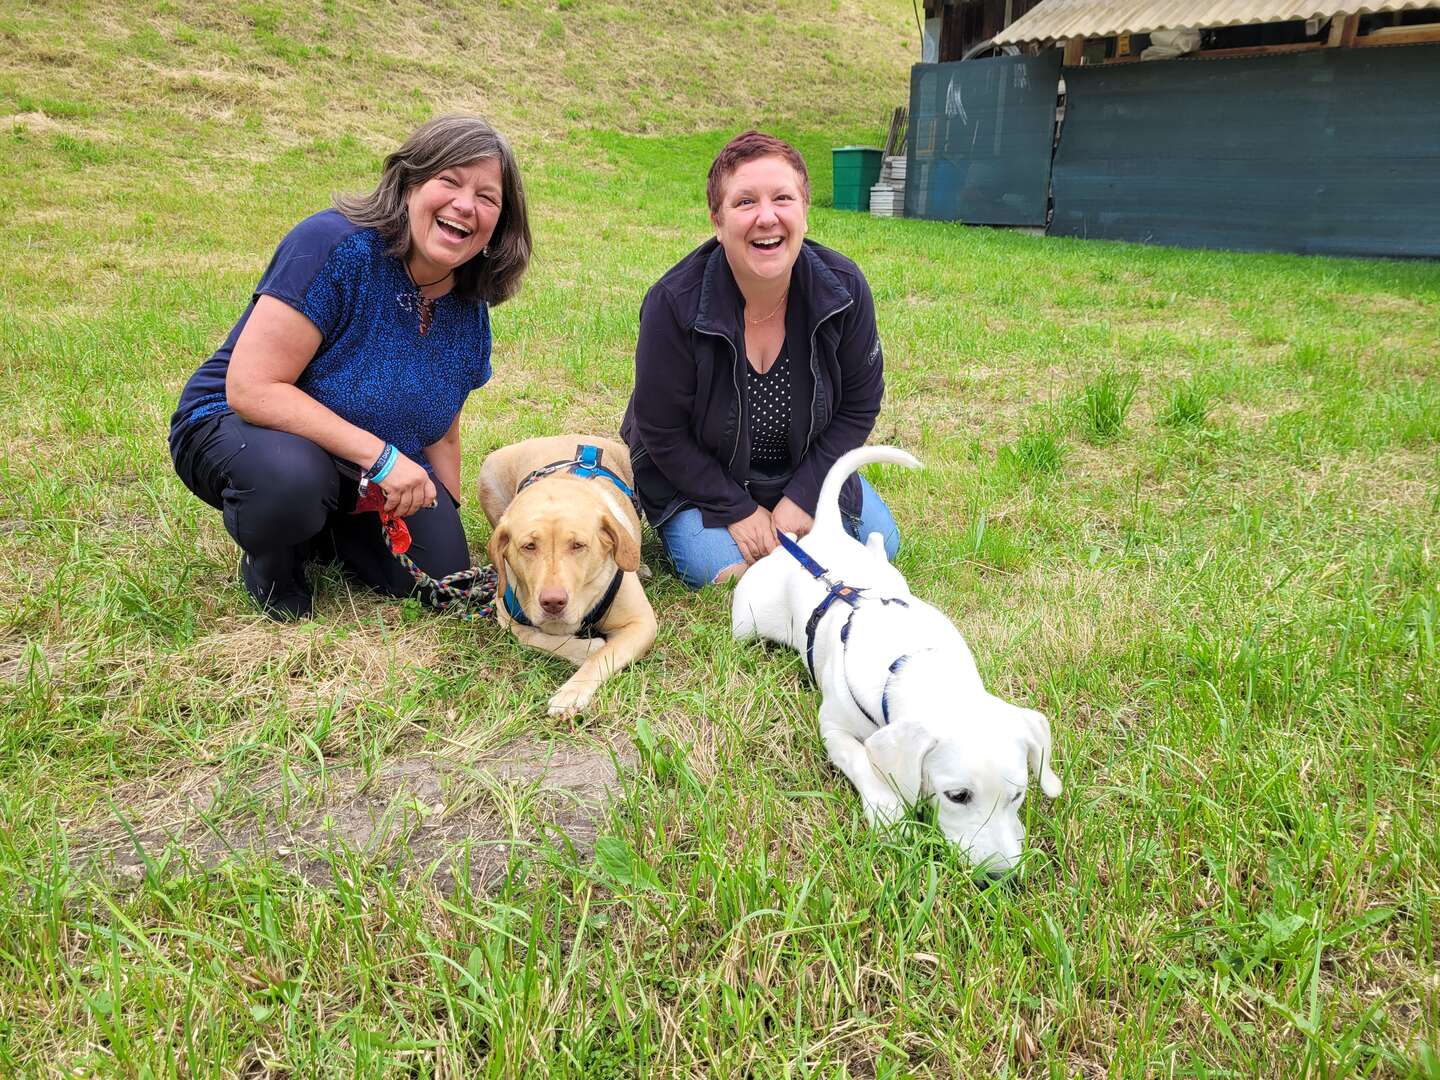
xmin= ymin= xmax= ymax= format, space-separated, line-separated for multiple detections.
xmin=487 ymin=522 xmax=510 ymax=601
xmin=598 ymin=511 xmax=641 ymax=573
xmin=1018 ymin=707 xmax=1062 ymax=798
xmin=864 ymin=721 xmax=938 ymax=806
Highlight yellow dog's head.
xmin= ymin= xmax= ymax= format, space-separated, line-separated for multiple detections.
xmin=487 ymin=476 xmax=641 ymax=633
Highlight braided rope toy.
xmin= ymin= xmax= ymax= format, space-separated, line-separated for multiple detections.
xmin=354 ymin=485 xmax=498 ymax=621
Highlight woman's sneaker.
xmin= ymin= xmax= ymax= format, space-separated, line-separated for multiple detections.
xmin=240 ymin=552 xmax=312 ymax=621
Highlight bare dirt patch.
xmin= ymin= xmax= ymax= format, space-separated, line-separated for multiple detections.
xmin=75 ymin=738 xmax=634 ymax=891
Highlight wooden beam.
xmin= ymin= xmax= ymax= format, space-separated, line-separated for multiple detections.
xmin=1356 ymin=23 xmax=1440 ymax=46
xmin=1192 ymin=41 xmax=1328 ymax=60
xmin=1062 ymin=36 xmax=1084 ymax=65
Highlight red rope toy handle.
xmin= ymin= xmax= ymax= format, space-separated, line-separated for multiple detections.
xmin=353 ymin=484 xmax=412 ymax=554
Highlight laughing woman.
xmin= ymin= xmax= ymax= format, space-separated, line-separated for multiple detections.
xmin=621 ymin=130 xmax=899 ymax=589
xmin=169 ymin=115 xmax=531 ymax=619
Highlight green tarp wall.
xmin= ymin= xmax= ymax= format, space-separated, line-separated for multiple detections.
xmin=905 ymin=54 xmax=1062 ymax=226
xmin=1049 ymin=45 xmax=1440 ymax=258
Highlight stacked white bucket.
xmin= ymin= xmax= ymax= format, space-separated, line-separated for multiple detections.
xmin=869 ymin=155 xmax=906 ymax=217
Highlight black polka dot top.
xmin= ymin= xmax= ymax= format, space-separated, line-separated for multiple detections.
xmin=746 ymin=342 xmax=792 ymax=472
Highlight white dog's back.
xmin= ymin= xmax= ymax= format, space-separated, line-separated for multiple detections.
xmin=733 ymin=446 xmax=921 ymax=653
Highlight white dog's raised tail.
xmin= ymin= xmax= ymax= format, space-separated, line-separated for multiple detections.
xmin=812 ymin=446 xmax=922 ymax=535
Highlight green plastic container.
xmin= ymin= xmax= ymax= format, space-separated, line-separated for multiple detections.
xmin=832 ymin=146 xmax=883 ymax=212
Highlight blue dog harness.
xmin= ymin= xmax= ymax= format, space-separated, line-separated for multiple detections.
xmin=777 ymin=532 xmax=914 ymax=727
xmin=515 ymin=443 xmax=639 ymax=510
xmin=502 ymin=568 xmax=623 ymax=637
xmin=502 ymin=444 xmax=634 ymax=636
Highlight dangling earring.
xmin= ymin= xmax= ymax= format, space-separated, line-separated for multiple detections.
xmin=481 ymin=245 xmax=490 ymax=257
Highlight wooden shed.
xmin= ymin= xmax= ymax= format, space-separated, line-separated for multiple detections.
xmin=992 ymin=0 xmax=1440 ymax=62
xmin=905 ymin=1 xmax=1440 ymax=256
xmin=921 ymin=0 xmax=1048 ymax=60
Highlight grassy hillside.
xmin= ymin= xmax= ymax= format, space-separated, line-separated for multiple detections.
xmin=1 ymin=0 xmax=913 ymax=146
xmin=3 ymin=1 xmax=1440 ymax=1076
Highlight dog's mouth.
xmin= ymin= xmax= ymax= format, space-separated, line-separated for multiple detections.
xmin=524 ymin=599 xmax=577 ymax=630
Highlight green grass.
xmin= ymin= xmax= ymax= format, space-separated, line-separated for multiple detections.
xmin=3 ymin=1 xmax=1440 ymax=1075
xmin=1077 ymin=369 xmax=1141 ymax=444
xmin=1162 ymin=377 xmax=1217 ymax=430
xmin=999 ymin=423 xmax=1067 ymax=480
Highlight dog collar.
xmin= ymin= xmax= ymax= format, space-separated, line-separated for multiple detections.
xmin=515 ymin=444 xmax=639 ymax=511
xmin=503 ymin=568 xmax=624 ymax=638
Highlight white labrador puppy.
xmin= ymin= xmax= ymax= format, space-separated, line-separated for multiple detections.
xmin=732 ymin=446 xmax=1062 ymax=875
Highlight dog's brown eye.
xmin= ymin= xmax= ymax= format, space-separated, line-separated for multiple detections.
xmin=521 ymin=541 xmax=538 ymax=553
xmin=570 ymin=541 xmax=587 ymax=552
xmin=945 ymin=789 xmax=972 ymax=806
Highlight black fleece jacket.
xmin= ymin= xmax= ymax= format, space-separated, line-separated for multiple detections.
xmin=620 ymin=238 xmax=884 ymax=529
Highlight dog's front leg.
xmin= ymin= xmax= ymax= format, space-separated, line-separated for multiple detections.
xmin=501 ymin=614 xmax=607 ymax=666
xmin=822 ymin=720 xmax=905 ymax=830
xmin=547 ymin=581 xmax=658 ymax=718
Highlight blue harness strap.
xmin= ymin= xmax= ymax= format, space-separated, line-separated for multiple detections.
xmin=777 ymin=531 xmax=828 ymax=580
xmin=881 ymin=653 xmax=910 ymax=726
xmin=503 ymin=567 xmax=625 ymax=638
xmin=776 ymin=532 xmax=914 ymax=728
xmin=803 ymin=582 xmax=865 ymax=681
xmin=778 ymin=534 xmax=867 ymax=679
xmin=516 ymin=444 xmax=638 ymax=510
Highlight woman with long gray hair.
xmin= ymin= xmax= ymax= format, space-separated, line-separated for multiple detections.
xmin=169 ymin=115 xmax=531 ymax=619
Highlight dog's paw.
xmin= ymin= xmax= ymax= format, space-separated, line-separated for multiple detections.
xmin=547 ymin=679 xmax=596 ymax=718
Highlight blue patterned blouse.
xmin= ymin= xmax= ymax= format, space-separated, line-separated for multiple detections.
xmin=171 ymin=210 xmax=492 ymax=468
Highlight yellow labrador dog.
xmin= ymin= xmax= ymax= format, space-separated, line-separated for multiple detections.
xmin=479 ymin=435 xmax=657 ymax=717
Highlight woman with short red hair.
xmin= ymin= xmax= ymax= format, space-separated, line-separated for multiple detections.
xmin=622 ymin=131 xmax=900 ymax=588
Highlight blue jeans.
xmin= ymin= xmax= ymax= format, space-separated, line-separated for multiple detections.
xmin=659 ymin=475 xmax=901 ymax=590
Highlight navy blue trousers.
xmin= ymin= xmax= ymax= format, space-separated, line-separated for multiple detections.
xmin=170 ymin=411 xmax=471 ymax=601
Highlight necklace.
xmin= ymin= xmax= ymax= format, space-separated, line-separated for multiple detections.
xmin=398 ymin=264 xmax=454 ymax=336
xmin=744 ymin=289 xmax=789 ymax=327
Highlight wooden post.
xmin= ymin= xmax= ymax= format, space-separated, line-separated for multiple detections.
xmin=1063 ymin=36 xmax=1085 ymax=65
xmin=1328 ymin=14 xmax=1359 ymax=47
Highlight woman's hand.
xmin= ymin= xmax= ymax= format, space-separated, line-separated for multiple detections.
xmin=727 ymin=506 xmax=777 ymax=564
xmin=380 ymin=453 xmax=437 ymax=518
xmin=770 ymin=496 xmax=814 ymax=540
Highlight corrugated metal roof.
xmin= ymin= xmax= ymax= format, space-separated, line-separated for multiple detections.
xmin=992 ymin=1 xmax=1439 ymax=44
